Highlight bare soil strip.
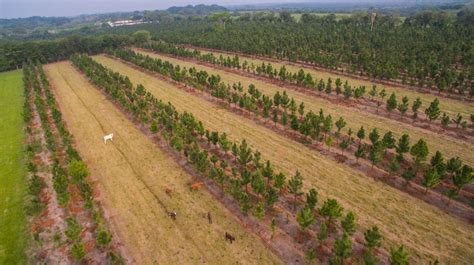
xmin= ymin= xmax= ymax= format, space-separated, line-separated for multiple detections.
xmin=45 ymin=61 xmax=282 ymax=264
xmin=26 ymin=78 xmax=69 ymax=263
xmin=134 ymin=50 xmax=474 ymax=168
xmin=93 ymin=55 xmax=474 ymax=264
xmin=187 ymin=45 xmax=474 ymax=105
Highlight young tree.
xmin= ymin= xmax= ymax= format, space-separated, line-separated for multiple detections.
xmin=422 ymin=168 xmax=441 ymax=194
xmin=251 ymin=170 xmax=266 ymax=196
xmin=288 ymin=170 xmax=304 ymax=211
xmin=425 ymin=98 xmax=441 ymax=122
xmin=452 ymin=165 xmax=473 ymax=193
xmin=368 ymin=141 xmax=384 ymax=168
xmin=402 ymin=167 xmax=416 ymax=184
xmin=354 ymin=144 xmax=366 ymax=162
xmin=441 ymin=113 xmax=450 ymax=128
xmin=332 ymin=233 xmax=352 ymax=264
xmin=237 ymin=139 xmax=253 ymax=168
xmin=68 ymin=160 xmax=89 ymax=184
xmin=325 ymin=135 xmax=333 ymax=151
xmin=317 ymin=222 xmax=328 ymax=243
xmin=386 ymin=92 xmax=397 ymax=114
xmin=357 ymin=126 xmax=365 ymax=145
xmin=335 ymin=117 xmax=346 ymax=137
xmin=382 ymin=131 xmax=396 ymax=152
xmin=364 ymin=226 xmax=382 ymax=252
xmin=410 ymin=139 xmax=429 ymax=170
xmin=369 ymin=85 xmax=377 ymax=100
xmin=411 ymin=97 xmax=422 ymax=120
xmin=397 ymin=96 xmax=409 ymax=116
xmin=306 ymin=188 xmax=318 ymax=210
xmin=396 ymin=134 xmax=410 ymax=162
xmin=389 ymin=245 xmax=410 ymax=265
xmin=335 ymin=78 xmax=342 ymax=95
xmin=274 ymin=172 xmax=287 ymax=192
xmin=368 ymin=128 xmax=380 ymax=145
xmin=318 ymin=199 xmax=343 ymax=227
xmin=297 ymin=206 xmax=316 ymax=231
xmin=341 ymin=212 xmax=357 ymax=235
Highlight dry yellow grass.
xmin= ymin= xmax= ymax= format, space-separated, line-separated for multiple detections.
xmin=193 ymin=48 xmax=474 ymax=117
xmin=94 ymin=55 xmax=474 ymax=264
xmin=134 ymin=50 xmax=474 ymax=167
xmin=44 ymin=61 xmax=282 ymax=265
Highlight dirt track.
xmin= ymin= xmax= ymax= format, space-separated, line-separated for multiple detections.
xmin=45 ymin=61 xmax=282 ymax=264
xmin=93 ymin=55 xmax=474 ymax=264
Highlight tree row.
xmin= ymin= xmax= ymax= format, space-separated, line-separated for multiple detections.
xmin=72 ymin=53 xmax=414 ymax=264
xmin=140 ymin=41 xmax=474 ymax=137
xmin=111 ymin=48 xmax=474 ymax=209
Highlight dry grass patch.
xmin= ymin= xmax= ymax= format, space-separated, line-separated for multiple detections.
xmin=194 ymin=48 xmax=474 ymax=117
xmin=94 ymin=55 xmax=474 ymax=264
xmin=134 ymin=50 xmax=474 ymax=167
xmin=44 ymin=61 xmax=282 ymax=265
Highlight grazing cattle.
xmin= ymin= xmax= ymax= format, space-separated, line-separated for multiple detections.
xmin=225 ymin=232 xmax=235 ymax=244
xmin=190 ymin=182 xmax=204 ymax=191
xmin=207 ymin=212 xmax=212 ymax=224
xmin=167 ymin=211 xmax=177 ymax=220
xmin=103 ymin=133 xmax=113 ymax=144
xmin=165 ymin=188 xmax=172 ymax=197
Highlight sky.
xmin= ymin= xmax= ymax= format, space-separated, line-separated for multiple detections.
xmin=0 ymin=0 xmax=314 ymax=18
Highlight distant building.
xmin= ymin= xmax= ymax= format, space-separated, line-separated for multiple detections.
xmin=106 ymin=19 xmax=152 ymax=27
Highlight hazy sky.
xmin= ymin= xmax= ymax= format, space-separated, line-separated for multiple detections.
xmin=0 ymin=0 xmax=317 ymax=18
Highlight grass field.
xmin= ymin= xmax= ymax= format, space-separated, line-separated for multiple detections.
xmin=45 ymin=61 xmax=281 ymax=264
xmin=134 ymin=50 xmax=474 ymax=167
xmin=192 ymin=48 xmax=474 ymax=118
xmin=94 ymin=55 xmax=474 ymax=264
xmin=0 ymin=70 xmax=27 ymax=264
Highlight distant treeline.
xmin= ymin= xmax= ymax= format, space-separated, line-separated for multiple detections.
xmin=0 ymin=35 xmax=130 ymax=71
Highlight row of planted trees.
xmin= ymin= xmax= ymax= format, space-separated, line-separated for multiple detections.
xmin=142 ymin=12 xmax=474 ymax=99
xmin=72 ymin=53 xmax=416 ymax=264
xmin=140 ymin=41 xmax=474 ymax=134
xmin=23 ymin=62 xmax=120 ymax=263
xmin=111 ymin=48 xmax=474 ymax=208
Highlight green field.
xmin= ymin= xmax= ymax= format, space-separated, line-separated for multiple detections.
xmin=0 ymin=70 xmax=27 ymax=264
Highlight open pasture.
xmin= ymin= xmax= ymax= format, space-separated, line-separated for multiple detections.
xmin=134 ymin=50 xmax=474 ymax=167
xmin=93 ymin=55 xmax=474 ymax=264
xmin=44 ymin=61 xmax=281 ymax=264
xmin=0 ymin=70 xmax=27 ymax=264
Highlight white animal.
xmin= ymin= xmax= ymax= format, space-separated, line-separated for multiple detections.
xmin=104 ymin=133 xmax=114 ymax=144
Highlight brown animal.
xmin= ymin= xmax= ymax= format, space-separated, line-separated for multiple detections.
xmin=190 ymin=182 xmax=204 ymax=191
xmin=207 ymin=212 xmax=212 ymax=224
xmin=167 ymin=211 xmax=177 ymax=220
xmin=225 ymin=232 xmax=235 ymax=243
xmin=165 ymin=188 xmax=172 ymax=197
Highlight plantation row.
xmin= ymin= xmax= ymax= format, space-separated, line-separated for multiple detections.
xmin=147 ymin=12 xmax=474 ymax=99
xmin=23 ymin=63 xmax=121 ymax=263
xmin=139 ymin=42 xmax=474 ymax=137
xmin=72 ymin=53 xmax=416 ymax=264
xmin=22 ymin=64 xmax=48 ymax=220
xmin=110 ymin=49 xmax=474 ymax=209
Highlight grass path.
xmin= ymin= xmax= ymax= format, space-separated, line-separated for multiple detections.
xmin=192 ymin=47 xmax=474 ymax=117
xmin=94 ymin=55 xmax=474 ymax=264
xmin=45 ymin=61 xmax=282 ymax=264
xmin=0 ymin=70 xmax=27 ymax=264
xmin=135 ymin=50 xmax=474 ymax=167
